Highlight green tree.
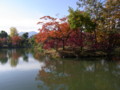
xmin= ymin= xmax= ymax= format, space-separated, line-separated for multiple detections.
xmin=22 ymin=32 xmax=28 ymax=39
xmin=21 ymin=32 xmax=29 ymax=47
xmin=0 ymin=30 xmax=8 ymax=38
xmin=77 ymin=0 xmax=105 ymax=42
xmin=68 ymin=8 xmax=95 ymax=51
xmin=29 ymin=36 xmax=36 ymax=47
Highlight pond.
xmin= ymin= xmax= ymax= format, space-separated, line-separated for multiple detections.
xmin=0 ymin=49 xmax=120 ymax=90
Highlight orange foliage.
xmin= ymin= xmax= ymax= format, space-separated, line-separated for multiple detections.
xmin=11 ymin=36 xmax=22 ymax=45
xmin=35 ymin=16 xmax=71 ymax=44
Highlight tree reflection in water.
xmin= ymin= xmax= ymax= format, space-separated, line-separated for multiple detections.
xmin=35 ymin=56 xmax=120 ymax=90
xmin=0 ymin=49 xmax=8 ymax=64
xmin=0 ymin=49 xmax=29 ymax=67
xmin=0 ymin=49 xmax=119 ymax=90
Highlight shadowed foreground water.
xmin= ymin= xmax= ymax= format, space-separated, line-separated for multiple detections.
xmin=0 ymin=49 xmax=120 ymax=90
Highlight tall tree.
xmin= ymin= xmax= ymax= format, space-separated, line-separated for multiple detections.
xmin=101 ymin=0 xmax=120 ymax=31
xmin=77 ymin=0 xmax=105 ymax=42
xmin=77 ymin=0 xmax=104 ymax=19
xmin=10 ymin=27 xmax=18 ymax=37
xmin=97 ymin=0 xmax=120 ymax=54
xmin=68 ymin=8 xmax=95 ymax=51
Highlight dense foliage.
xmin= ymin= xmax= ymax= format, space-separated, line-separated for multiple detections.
xmin=0 ymin=29 xmax=34 ymax=48
xmin=35 ymin=0 xmax=120 ymax=56
xmin=0 ymin=0 xmax=119 ymax=57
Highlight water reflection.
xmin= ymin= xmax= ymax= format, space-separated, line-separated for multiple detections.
xmin=0 ymin=49 xmax=8 ymax=64
xmin=35 ymin=56 xmax=120 ymax=90
xmin=0 ymin=49 xmax=120 ymax=90
xmin=0 ymin=49 xmax=28 ymax=66
xmin=0 ymin=49 xmax=44 ymax=72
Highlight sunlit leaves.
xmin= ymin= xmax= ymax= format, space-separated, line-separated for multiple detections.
xmin=10 ymin=27 xmax=18 ymax=37
xmin=36 ymin=16 xmax=72 ymax=50
xmin=68 ymin=8 xmax=95 ymax=32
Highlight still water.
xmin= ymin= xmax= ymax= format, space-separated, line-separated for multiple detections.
xmin=0 ymin=49 xmax=120 ymax=90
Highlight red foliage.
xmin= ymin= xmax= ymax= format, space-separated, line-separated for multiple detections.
xmin=67 ymin=30 xmax=85 ymax=47
xmin=36 ymin=16 xmax=92 ymax=49
xmin=0 ymin=38 xmax=7 ymax=44
xmin=11 ymin=36 xmax=22 ymax=45
xmin=35 ymin=15 xmax=120 ymax=51
xmin=91 ymin=33 xmax=120 ymax=51
xmin=36 ymin=16 xmax=73 ymax=49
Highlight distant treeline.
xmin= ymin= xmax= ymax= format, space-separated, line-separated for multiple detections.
xmin=0 ymin=27 xmax=36 ymax=48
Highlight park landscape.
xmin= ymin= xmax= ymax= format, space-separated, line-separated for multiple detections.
xmin=0 ymin=0 xmax=120 ymax=90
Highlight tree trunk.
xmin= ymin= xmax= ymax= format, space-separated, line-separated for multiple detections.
xmin=94 ymin=30 xmax=97 ymax=44
xmin=55 ymin=40 xmax=58 ymax=51
xmin=80 ymin=28 xmax=83 ymax=51
xmin=62 ymin=40 xmax=65 ymax=50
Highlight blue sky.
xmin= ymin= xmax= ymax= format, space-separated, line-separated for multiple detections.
xmin=0 ymin=0 xmax=78 ymax=33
